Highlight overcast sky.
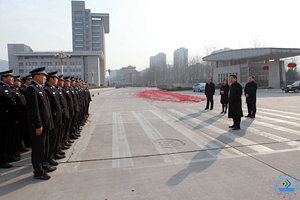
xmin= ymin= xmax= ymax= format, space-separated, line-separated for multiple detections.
xmin=1 ymin=0 xmax=300 ymax=70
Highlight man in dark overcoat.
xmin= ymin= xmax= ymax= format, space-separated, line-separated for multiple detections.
xmin=228 ymin=74 xmax=243 ymax=130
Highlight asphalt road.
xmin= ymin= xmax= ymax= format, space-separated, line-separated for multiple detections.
xmin=1 ymin=87 xmax=300 ymax=200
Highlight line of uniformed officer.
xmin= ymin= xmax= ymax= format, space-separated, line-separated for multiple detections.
xmin=0 ymin=67 xmax=92 ymax=180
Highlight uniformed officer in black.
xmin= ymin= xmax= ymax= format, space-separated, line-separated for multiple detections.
xmin=244 ymin=76 xmax=257 ymax=119
xmin=11 ymin=75 xmax=28 ymax=155
xmin=19 ymin=75 xmax=32 ymax=148
xmin=19 ymin=75 xmax=32 ymax=95
xmin=63 ymin=76 xmax=75 ymax=144
xmin=44 ymin=72 xmax=64 ymax=166
xmin=25 ymin=67 xmax=55 ymax=180
xmin=0 ymin=70 xmax=18 ymax=168
xmin=69 ymin=77 xmax=80 ymax=139
xmin=56 ymin=75 xmax=70 ymax=156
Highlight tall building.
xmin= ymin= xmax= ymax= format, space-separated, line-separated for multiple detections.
xmin=149 ymin=52 xmax=166 ymax=69
xmin=71 ymin=1 xmax=109 ymax=86
xmin=173 ymin=47 xmax=188 ymax=69
xmin=7 ymin=1 xmax=110 ymax=87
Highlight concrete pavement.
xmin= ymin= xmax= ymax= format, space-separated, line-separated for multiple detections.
xmin=1 ymin=87 xmax=300 ymax=200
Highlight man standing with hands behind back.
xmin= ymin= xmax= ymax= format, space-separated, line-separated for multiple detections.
xmin=244 ymin=76 xmax=257 ymax=119
xmin=25 ymin=67 xmax=54 ymax=180
xmin=205 ymin=77 xmax=215 ymax=110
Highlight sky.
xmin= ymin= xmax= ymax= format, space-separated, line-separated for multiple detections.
xmin=1 ymin=0 xmax=300 ymax=70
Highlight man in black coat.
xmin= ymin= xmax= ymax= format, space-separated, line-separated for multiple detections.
xmin=56 ymin=75 xmax=71 ymax=154
xmin=205 ymin=77 xmax=215 ymax=110
xmin=25 ymin=67 xmax=55 ymax=180
xmin=228 ymin=74 xmax=243 ymax=130
xmin=0 ymin=70 xmax=18 ymax=168
xmin=19 ymin=75 xmax=32 ymax=148
xmin=244 ymin=76 xmax=257 ymax=118
xmin=44 ymin=72 xmax=64 ymax=165
xmin=62 ymin=76 xmax=75 ymax=145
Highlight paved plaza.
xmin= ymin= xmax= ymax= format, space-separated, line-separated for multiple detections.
xmin=1 ymin=87 xmax=300 ymax=200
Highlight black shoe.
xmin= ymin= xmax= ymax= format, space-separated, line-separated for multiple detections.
xmin=54 ymin=154 xmax=65 ymax=160
xmin=232 ymin=127 xmax=241 ymax=130
xmin=224 ymin=111 xmax=227 ymax=114
xmin=210 ymin=108 xmax=213 ymax=110
xmin=44 ymin=166 xmax=57 ymax=173
xmin=220 ymin=111 xmax=224 ymax=114
xmin=250 ymin=115 xmax=255 ymax=119
xmin=61 ymin=145 xmax=70 ymax=150
xmin=205 ymin=108 xmax=209 ymax=110
xmin=0 ymin=162 xmax=13 ymax=168
xmin=64 ymin=143 xmax=71 ymax=147
xmin=19 ymin=148 xmax=30 ymax=153
xmin=48 ymin=159 xmax=58 ymax=166
xmin=245 ymin=115 xmax=250 ymax=118
xmin=8 ymin=156 xmax=21 ymax=162
xmin=69 ymin=135 xmax=78 ymax=140
xmin=58 ymin=151 xmax=66 ymax=156
xmin=34 ymin=173 xmax=51 ymax=180
xmin=229 ymin=125 xmax=235 ymax=128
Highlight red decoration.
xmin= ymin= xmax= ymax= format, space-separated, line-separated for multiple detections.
xmin=136 ymin=90 xmax=206 ymax=103
xmin=263 ymin=65 xmax=269 ymax=71
xmin=288 ymin=62 xmax=297 ymax=68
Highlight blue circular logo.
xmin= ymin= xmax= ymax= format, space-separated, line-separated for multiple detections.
xmin=274 ymin=174 xmax=300 ymax=200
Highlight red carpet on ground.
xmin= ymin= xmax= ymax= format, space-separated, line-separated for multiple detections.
xmin=136 ymin=90 xmax=206 ymax=103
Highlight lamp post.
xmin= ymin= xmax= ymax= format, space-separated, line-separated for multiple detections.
xmin=53 ymin=52 xmax=71 ymax=75
xmin=107 ymin=69 xmax=112 ymax=86
xmin=90 ymin=72 xmax=96 ymax=86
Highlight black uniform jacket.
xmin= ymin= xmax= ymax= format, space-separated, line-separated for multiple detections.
xmin=44 ymin=83 xmax=63 ymax=126
xmin=0 ymin=81 xmax=17 ymax=123
xmin=25 ymin=81 xmax=54 ymax=132
xmin=56 ymin=86 xmax=70 ymax=120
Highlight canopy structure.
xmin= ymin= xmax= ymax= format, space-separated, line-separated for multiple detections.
xmin=202 ymin=48 xmax=300 ymax=89
xmin=203 ymin=48 xmax=300 ymax=62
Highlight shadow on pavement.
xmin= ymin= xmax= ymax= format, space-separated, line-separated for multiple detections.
xmin=0 ymin=151 xmax=38 ymax=196
xmin=178 ymin=110 xmax=209 ymax=121
xmin=166 ymin=117 xmax=254 ymax=187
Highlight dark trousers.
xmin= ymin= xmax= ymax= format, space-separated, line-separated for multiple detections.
xmin=206 ymin=95 xmax=214 ymax=109
xmin=247 ymin=103 xmax=256 ymax=117
xmin=7 ymin=122 xmax=17 ymax=158
xmin=222 ymin=104 xmax=228 ymax=112
xmin=0 ymin=123 xmax=10 ymax=164
xmin=64 ymin=116 xmax=73 ymax=141
xmin=48 ymin=127 xmax=59 ymax=161
xmin=233 ymin=117 xmax=241 ymax=128
xmin=31 ymin=129 xmax=48 ymax=175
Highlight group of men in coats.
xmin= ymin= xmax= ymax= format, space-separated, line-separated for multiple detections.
xmin=205 ymin=75 xmax=257 ymax=130
xmin=0 ymin=67 xmax=92 ymax=180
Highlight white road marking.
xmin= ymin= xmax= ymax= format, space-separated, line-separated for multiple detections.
xmin=132 ymin=111 xmax=186 ymax=164
xmin=258 ymin=107 xmax=300 ymax=117
xmin=168 ymin=109 xmax=274 ymax=153
xmin=112 ymin=112 xmax=134 ymax=168
xmin=150 ymin=109 xmax=237 ymax=157
xmin=185 ymin=108 xmax=300 ymax=147
xmin=256 ymin=110 xmax=300 ymax=121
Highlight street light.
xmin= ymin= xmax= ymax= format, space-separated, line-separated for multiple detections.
xmin=107 ymin=69 xmax=112 ymax=86
xmin=53 ymin=52 xmax=71 ymax=75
